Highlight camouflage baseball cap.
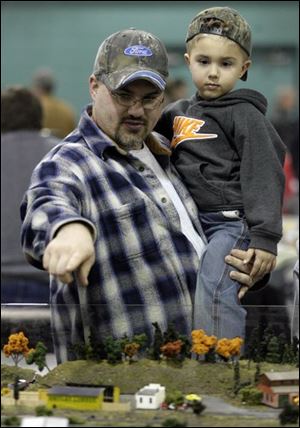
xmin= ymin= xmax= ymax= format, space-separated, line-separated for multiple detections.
xmin=93 ymin=28 xmax=169 ymax=91
xmin=186 ymin=7 xmax=252 ymax=81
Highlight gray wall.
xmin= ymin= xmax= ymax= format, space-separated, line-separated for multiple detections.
xmin=2 ymin=1 xmax=299 ymax=120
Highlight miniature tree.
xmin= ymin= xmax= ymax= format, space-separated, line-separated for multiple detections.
xmin=278 ymin=332 xmax=289 ymax=362
xmin=163 ymin=323 xmax=179 ymax=343
xmin=124 ymin=342 xmax=140 ymax=363
xmin=265 ymin=336 xmax=281 ymax=363
xmin=160 ymin=340 xmax=183 ymax=360
xmin=202 ymin=334 xmax=218 ymax=362
xmin=191 ymin=329 xmax=207 ymax=359
xmin=132 ymin=333 xmax=148 ymax=351
xmin=70 ymin=341 xmax=94 ymax=360
xmin=254 ymin=360 xmax=261 ymax=384
xmin=150 ymin=322 xmax=164 ymax=360
xmin=292 ymin=336 xmax=299 ymax=366
xmin=281 ymin=343 xmax=295 ymax=364
xmin=88 ymin=328 xmax=108 ymax=360
xmin=260 ymin=326 xmax=276 ymax=360
xmin=120 ymin=333 xmax=147 ymax=360
xmin=215 ymin=337 xmax=244 ymax=362
xmin=245 ymin=327 xmax=261 ymax=366
xmin=3 ymin=332 xmax=33 ymax=366
xmin=191 ymin=329 xmax=217 ymax=361
xmin=177 ymin=334 xmax=191 ymax=359
xmin=13 ymin=376 xmax=20 ymax=406
xmin=25 ymin=341 xmax=50 ymax=372
xmin=103 ymin=336 xmax=123 ymax=364
xmin=233 ymin=360 xmax=241 ymax=395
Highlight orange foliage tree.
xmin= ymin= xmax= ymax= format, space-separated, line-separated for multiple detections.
xmin=160 ymin=340 xmax=183 ymax=359
xmin=3 ymin=332 xmax=33 ymax=366
xmin=215 ymin=337 xmax=244 ymax=361
xmin=191 ymin=329 xmax=217 ymax=359
xmin=124 ymin=342 xmax=140 ymax=362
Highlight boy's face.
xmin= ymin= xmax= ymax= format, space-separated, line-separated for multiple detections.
xmin=185 ymin=34 xmax=251 ymax=100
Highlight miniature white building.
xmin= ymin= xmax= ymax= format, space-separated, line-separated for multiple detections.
xmin=21 ymin=416 xmax=69 ymax=427
xmin=135 ymin=383 xmax=166 ymax=409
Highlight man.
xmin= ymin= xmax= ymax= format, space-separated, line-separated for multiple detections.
xmin=32 ymin=68 xmax=77 ymax=139
xmin=21 ymin=29 xmax=261 ymax=363
xmin=1 ymin=86 xmax=58 ymax=303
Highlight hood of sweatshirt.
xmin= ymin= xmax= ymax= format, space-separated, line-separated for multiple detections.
xmin=192 ymin=88 xmax=268 ymax=115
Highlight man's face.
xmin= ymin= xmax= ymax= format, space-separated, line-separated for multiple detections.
xmin=185 ymin=34 xmax=251 ymax=100
xmin=90 ymin=77 xmax=164 ymax=151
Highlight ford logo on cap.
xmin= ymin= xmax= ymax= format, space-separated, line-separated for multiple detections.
xmin=124 ymin=45 xmax=153 ymax=56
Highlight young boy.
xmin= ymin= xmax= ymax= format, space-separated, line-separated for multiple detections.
xmin=155 ymin=7 xmax=286 ymax=339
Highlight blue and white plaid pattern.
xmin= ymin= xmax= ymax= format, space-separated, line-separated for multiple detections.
xmin=21 ymin=105 xmax=205 ymax=363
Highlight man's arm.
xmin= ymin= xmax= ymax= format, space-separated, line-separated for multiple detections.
xmin=21 ymin=152 xmax=96 ymax=277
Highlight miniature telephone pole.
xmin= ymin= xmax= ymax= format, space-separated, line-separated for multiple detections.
xmin=13 ymin=376 xmax=20 ymax=406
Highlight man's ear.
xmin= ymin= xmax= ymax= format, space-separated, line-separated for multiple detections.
xmin=89 ymin=74 xmax=99 ymax=100
xmin=240 ymin=59 xmax=252 ymax=80
xmin=184 ymin=53 xmax=191 ymax=67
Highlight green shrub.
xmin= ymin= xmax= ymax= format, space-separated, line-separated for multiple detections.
xmin=68 ymin=415 xmax=85 ymax=424
xmin=165 ymin=390 xmax=184 ymax=406
xmin=279 ymin=403 xmax=299 ymax=425
xmin=2 ymin=416 xmax=21 ymax=426
xmin=162 ymin=417 xmax=187 ymax=427
xmin=35 ymin=405 xmax=53 ymax=416
xmin=240 ymin=385 xmax=263 ymax=405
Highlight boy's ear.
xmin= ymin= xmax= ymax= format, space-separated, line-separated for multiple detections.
xmin=184 ymin=53 xmax=191 ymax=66
xmin=240 ymin=59 xmax=252 ymax=80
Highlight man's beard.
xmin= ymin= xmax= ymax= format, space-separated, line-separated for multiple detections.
xmin=115 ymin=121 xmax=148 ymax=151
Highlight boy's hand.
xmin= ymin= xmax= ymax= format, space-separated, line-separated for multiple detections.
xmin=243 ymin=248 xmax=276 ymax=279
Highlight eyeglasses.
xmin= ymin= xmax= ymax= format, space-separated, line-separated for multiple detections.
xmin=110 ymin=90 xmax=164 ymax=110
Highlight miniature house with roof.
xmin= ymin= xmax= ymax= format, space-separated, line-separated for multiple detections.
xmin=257 ymin=370 xmax=299 ymax=408
xmin=46 ymin=386 xmax=105 ymax=411
xmin=45 ymin=384 xmax=130 ymax=412
xmin=135 ymin=383 xmax=166 ymax=409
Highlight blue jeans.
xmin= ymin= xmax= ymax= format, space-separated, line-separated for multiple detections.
xmin=194 ymin=211 xmax=250 ymax=339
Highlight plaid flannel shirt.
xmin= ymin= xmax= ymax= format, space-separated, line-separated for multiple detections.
xmin=21 ymin=105 xmax=206 ymax=362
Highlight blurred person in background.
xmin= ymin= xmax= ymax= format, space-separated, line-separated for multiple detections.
xmin=272 ymin=86 xmax=299 ymax=178
xmin=1 ymin=86 xmax=58 ymax=303
xmin=32 ymin=68 xmax=77 ymax=139
xmin=164 ymin=77 xmax=189 ymax=106
xmin=271 ymin=86 xmax=299 ymax=214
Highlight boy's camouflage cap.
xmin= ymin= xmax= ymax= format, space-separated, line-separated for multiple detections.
xmin=186 ymin=7 xmax=252 ymax=81
xmin=93 ymin=28 xmax=169 ymax=91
